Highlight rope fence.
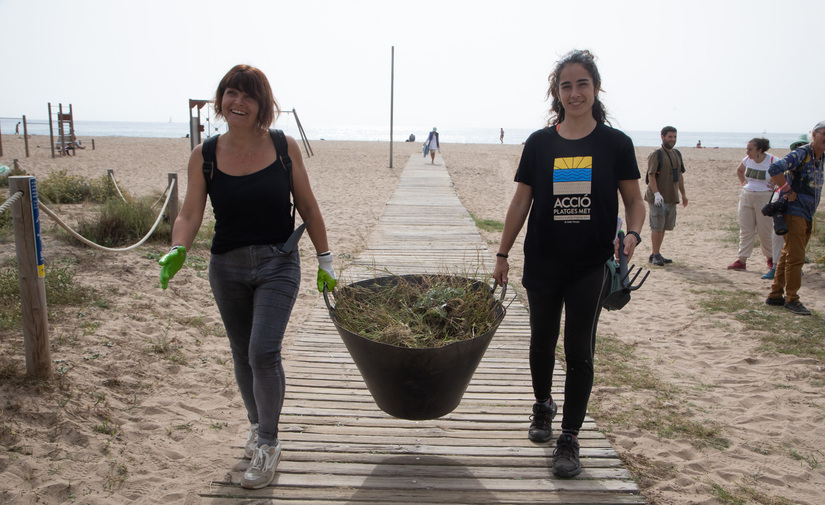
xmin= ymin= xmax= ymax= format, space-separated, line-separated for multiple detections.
xmin=38 ymin=178 xmax=176 ymax=252
xmin=1 ymin=190 xmax=24 ymax=215
xmin=107 ymin=169 xmax=129 ymax=203
xmin=5 ymin=172 xmax=179 ymax=378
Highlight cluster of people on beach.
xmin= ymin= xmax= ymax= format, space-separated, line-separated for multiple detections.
xmin=641 ymin=123 xmax=824 ymax=317
xmin=156 ymin=53 xmax=825 ymax=489
xmin=731 ymin=129 xmax=824 ymax=316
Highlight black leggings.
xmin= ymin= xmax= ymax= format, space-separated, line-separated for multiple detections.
xmin=526 ymin=263 xmax=610 ymax=435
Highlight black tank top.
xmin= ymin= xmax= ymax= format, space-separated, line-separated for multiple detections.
xmin=208 ymin=160 xmax=293 ymax=254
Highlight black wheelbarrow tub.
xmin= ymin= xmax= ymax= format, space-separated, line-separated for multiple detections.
xmin=324 ymin=274 xmax=506 ymax=420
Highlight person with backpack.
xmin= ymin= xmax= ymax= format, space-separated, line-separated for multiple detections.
xmin=727 ymin=138 xmax=777 ymax=272
xmin=644 ymin=126 xmax=688 ymax=266
xmin=158 ymin=64 xmax=337 ymax=488
xmin=765 ymin=121 xmax=825 ymax=316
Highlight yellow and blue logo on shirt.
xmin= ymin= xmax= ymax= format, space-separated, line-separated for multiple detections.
xmin=553 ymin=156 xmax=592 ymax=221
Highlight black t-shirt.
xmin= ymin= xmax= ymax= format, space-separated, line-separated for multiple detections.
xmin=515 ymin=124 xmax=639 ymax=286
xmin=208 ymin=160 xmax=293 ymax=254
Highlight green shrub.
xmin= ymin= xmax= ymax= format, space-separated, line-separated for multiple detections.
xmin=0 ymin=261 xmax=97 ymax=330
xmin=89 ymin=174 xmax=125 ymax=203
xmin=0 ymin=207 xmax=11 ymax=236
xmin=37 ymin=169 xmax=90 ymax=204
xmin=74 ymin=199 xmax=169 ymax=247
xmin=0 ymin=165 xmax=28 ymax=189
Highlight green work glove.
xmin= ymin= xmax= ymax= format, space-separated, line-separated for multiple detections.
xmin=159 ymin=246 xmax=186 ymax=290
xmin=316 ymin=251 xmax=337 ymax=292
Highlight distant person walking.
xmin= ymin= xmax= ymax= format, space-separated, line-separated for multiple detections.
xmin=500 ymin=128 xmax=505 ymax=144
xmin=727 ymin=138 xmax=776 ymax=272
xmin=15 ymin=122 xmax=21 ymax=134
xmin=644 ymin=126 xmax=688 ymax=266
xmin=426 ymin=127 xmax=440 ymax=164
xmin=765 ymin=121 xmax=825 ymax=315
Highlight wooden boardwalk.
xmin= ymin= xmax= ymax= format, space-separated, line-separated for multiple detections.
xmin=203 ymin=153 xmax=646 ymax=504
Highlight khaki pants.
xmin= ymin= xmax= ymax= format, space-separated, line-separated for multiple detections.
xmin=737 ymin=189 xmax=773 ymax=261
xmin=770 ymin=214 xmax=811 ymax=304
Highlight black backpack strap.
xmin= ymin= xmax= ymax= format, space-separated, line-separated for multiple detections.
xmin=269 ymin=129 xmax=296 ymax=226
xmin=201 ymin=135 xmax=219 ymax=193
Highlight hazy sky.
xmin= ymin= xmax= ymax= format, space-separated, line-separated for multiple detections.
xmin=1 ymin=0 xmax=823 ymax=134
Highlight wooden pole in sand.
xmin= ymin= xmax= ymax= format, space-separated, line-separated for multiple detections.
xmin=389 ymin=46 xmax=394 ymax=168
xmin=23 ymin=115 xmax=31 ymax=158
xmin=48 ymin=103 xmax=55 ymax=158
xmin=168 ymin=173 xmax=178 ymax=242
xmin=9 ymin=176 xmax=52 ymax=379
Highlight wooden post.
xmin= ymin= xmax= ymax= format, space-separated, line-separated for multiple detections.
xmin=168 ymin=173 xmax=178 ymax=242
xmin=47 ymin=103 xmax=55 ymax=158
xmin=292 ymin=108 xmax=313 ymax=157
xmin=389 ymin=46 xmax=394 ymax=168
xmin=9 ymin=176 xmax=52 ymax=379
xmin=91 ymin=138 xmax=95 ymax=150
xmin=58 ymin=104 xmax=65 ymax=157
xmin=23 ymin=115 xmax=30 ymax=158
xmin=14 ymin=159 xmax=19 ymax=171
xmin=0 ymin=117 xmax=4 ymax=157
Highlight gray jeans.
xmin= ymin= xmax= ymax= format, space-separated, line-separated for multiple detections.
xmin=209 ymin=244 xmax=300 ymax=447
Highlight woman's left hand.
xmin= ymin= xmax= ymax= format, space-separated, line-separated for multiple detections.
xmin=316 ymin=251 xmax=337 ymax=292
xmin=493 ymin=257 xmax=509 ymax=286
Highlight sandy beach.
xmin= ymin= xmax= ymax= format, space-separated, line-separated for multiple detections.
xmin=1 ymin=134 xmax=824 ymax=504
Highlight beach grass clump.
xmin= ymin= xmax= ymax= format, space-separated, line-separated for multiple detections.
xmin=0 ymin=206 xmax=11 ymax=236
xmin=72 ymin=199 xmax=170 ymax=247
xmin=0 ymin=260 xmax=98 ymax=330
xmin=37 ymin=169 xmax=91 ymax=204
xmin=37 ymin=170 xmax=128 ymax=205
xmin=0 ymin=164 xmax=28 ymax=189
xmin=332 ymin=274 xmax=500 ymax=348
xmin=470 ymin=213 xmax=505 ymax=232
xmin=694 ymin=288 xmax=824 ymax=361
xmin=88 ymin=174 xmax=124 ymax=203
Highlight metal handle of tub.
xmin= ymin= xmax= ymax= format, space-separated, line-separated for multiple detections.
xmin=323 ymin=285 xmax=335 ymax=319
xmin=496 ymin=282 xmax=507 ymax=303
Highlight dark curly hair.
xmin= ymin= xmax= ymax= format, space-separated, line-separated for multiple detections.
xmin=750 ymin=137 xmax=770 ymax=152
xmin=545 ymin=49 xmax=608 ymax=126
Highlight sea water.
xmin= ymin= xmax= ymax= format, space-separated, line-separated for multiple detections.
xmin=6 ymin=119 xmax=805 ymax=149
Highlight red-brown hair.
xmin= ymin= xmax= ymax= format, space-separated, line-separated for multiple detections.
xmin=214 ymin=64 xmax=280 ymax=131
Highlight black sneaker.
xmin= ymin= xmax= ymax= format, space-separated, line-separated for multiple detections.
xmin=765 ymin=296 xmax=785 ymax=306
xmin=552 ymin=433 xmax=582 ymax=477
xmin=651 ymin=254 xmax=666 ymax=266
xmin=784 ymin=301 xmax=811 ymax=316
xmin=650 ymin=253 xmax=673 ymax=264
xmin=528 ymin=401 xmax=557 ymax=443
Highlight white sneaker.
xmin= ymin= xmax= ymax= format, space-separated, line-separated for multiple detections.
xmin=244 ymin=424 xmax=259 ymax=459
xmin=241 ymin=441 xmax=281 ymax=489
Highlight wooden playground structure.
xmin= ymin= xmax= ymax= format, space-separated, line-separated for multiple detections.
xmin=0 ymin=103 xmax=93 ymax=159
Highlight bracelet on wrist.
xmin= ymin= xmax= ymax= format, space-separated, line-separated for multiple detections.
xmin=626 ymin=231 xmax=642 ymax=245
xmin=496 ymin=252 xmax=508 ymax=259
